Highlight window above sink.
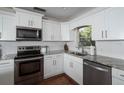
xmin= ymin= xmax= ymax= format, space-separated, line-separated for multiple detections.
xmin=78 ymin=25 xmax=95 ymax=47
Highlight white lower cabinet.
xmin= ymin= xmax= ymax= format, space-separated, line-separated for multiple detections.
xmin=44 ymin=54 xmax=64 ymax=79
xmin=44 ymin=53 xmax=83 ymax=84
xmin=112 ymin=68 xmax=124 ymax=85
xmin=0 ymin=59 xmax=14 ymax=85
xmin=64 ymin=53 xmax=83 ymax=85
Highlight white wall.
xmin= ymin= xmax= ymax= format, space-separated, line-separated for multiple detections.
xmin=0 ymin=41 xmax=64 ymax=56
xmin=96 ymin=41 xmax=124 ymax=59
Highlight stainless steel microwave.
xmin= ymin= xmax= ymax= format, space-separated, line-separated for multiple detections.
xmin=16 ymin=26 xmax=42 ymax=41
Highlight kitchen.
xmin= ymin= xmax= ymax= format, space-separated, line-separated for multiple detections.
xmin=0 ymin=7 xmax=124 ymax=85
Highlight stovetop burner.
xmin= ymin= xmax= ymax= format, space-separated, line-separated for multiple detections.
xmin=15 ymin=46 xmax=43 ymax=59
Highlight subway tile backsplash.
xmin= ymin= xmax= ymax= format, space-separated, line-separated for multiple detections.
xmin=0 ymin=41 xmax=64 ymax=57
xmin=96 ymin=41 xmax=124 ymax=59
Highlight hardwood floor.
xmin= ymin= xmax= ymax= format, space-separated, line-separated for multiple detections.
xmin=40 ymin=73 xmax=78 ymax=85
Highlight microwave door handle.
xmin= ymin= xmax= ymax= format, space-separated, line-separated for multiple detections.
xmin=15 ymin=57 xmax=43 ymax=62
xmin=37 ymin=30 xmax=39 ymax=37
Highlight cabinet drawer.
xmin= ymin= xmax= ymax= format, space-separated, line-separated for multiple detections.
xmin=53 ymin=54 xmax=63 ymax=59
xmin=0 ymin=60 xmax=14 ymax=68
xmin=44 ymin=55 xmax=53 ymax=59
xmin=112 ymin=68 xmax=124 ymax=80
xmin=44 ymin=54 xmax=63 ymax=59
xmin=64 ymin=53 xmax=83 ymax=64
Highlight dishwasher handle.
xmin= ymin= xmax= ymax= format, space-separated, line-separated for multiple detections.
xmin=84 ymin=62 xmax=109 ymax=72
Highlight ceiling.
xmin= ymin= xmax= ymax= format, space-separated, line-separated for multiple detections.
xmin=20 ymin=7 xmax=96 ymax=22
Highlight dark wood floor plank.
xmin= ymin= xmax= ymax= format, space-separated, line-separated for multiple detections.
xmin=40 ymin=73 xmax=78 ymax=85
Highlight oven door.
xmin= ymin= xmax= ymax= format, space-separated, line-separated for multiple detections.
xmin=14 ymin=56 xmax=43 ymax=83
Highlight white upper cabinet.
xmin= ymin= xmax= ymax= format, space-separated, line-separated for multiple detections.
xmin=61 ymin=22 xmax=70 ymax=41
xmin=16 ymin=11 xmax=29 ymax=27
xmin=52 ymin=22 xmax=61 ymax=41
xmin=42 ymin=21 xmax=53 ymax=41
xmin=92 ymin=8 xmax=124 ymax=40
xmin=32 ymin=14 xmax=42 ymax=28
xmin=91 ymin=10 xmax=106 ymax=40
xmin=43 ymin=20 xmax=61 ymax=41
xmin=15 ymin=8 xmax=43 ymax=29
xmin=105 ymin=8 xmax=124 ymax=40
xmin=0 ymin=14 xmax=2 ymax=38
xmin=2 ymin=14 xmax=16 ymax=40
xmin=0 ymin=12 xmax=16 ymax=41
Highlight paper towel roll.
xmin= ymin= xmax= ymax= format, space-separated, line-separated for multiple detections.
xmin=90 ymin=46 xmax=95 ymax=55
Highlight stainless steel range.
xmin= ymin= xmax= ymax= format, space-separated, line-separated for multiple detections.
xmin=14 ymin=46 xmax=44 ymax=85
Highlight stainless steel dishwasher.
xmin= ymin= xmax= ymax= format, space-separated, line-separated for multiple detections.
xmin=83 ymin=59 xmax=112 ymax=85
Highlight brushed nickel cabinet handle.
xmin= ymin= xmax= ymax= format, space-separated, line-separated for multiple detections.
xmin=54 ymin=60 xmax=56 ymax=65
xmin=0 ymin=32 xmax=1 ymax=39
xmin=105 ymin=30 xmax=107 ymax=38
xmin=31 ymin=20 xmax=33 ymax=27
xmin=120 ymin=74 xmax=124 ymax=77
xmin=53 ymin=60 xmax=54 ymax=65
xmin=28 ymin=20 xmax=29 ymax=26
xmin=102 ymin=30 xmax=104 ymax=39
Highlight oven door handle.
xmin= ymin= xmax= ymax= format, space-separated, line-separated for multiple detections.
xmin=15 ymin=57 xmax=43 ymax=62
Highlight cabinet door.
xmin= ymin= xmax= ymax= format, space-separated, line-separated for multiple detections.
xmin=32 ymin=15 xmax=42 ymax=28
xmin=64 ymin=55 xmax=69 ymax=75
xmin=0 ymin=67 xmax=14 ymax=85
xmin=2 ymin=14 xmax=16 ymax=40
xmin=112 ymin=77 xmax=124 ymax=85
xmin=17 ymin=12 xmax=30 ymax=27
xmin=64 ymin=54 xmax=75 ymax=78
xmin=42 ymin=21 xmax=53 ymax=41
xmin=92 ymin=10 xmax=106 ymax=40
xmin=0 ymin=14 xmax=2 ymax=40
xmin=61 ymin=23 xmax=70 ymax=41
xmin=44 ymin=56 xmax=54 ymax=79
xmin=71 ymin=61 xmax=83 ymax=84
xmin=105 ymin=8 xmax=124 ymax=40
xmin=53 ymin=23 xmax=61 ymax=41
xmin=64 ymin=54 xmax=83 ymax=84
xmin=55 ymin=54 xmax=64 ymax=74
xmin=0 ymin=60 xmax=14 ymax=85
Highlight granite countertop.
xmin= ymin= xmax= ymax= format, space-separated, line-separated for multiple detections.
xmin=0 ymin=50 xmax=65 ymax=61
xmin=0 ymin=54 xmax=17 ymax=61
xmin=42 ymin=50 xmax=64 ymax=55
xmin=83 ymin=55 xmax=124 ymax=71
xmin=1 ymin=50 xmax=124 ymax=71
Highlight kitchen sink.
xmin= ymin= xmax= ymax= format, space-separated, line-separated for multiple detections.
xmin=69 ymin=51 xmax=87 ymax=56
